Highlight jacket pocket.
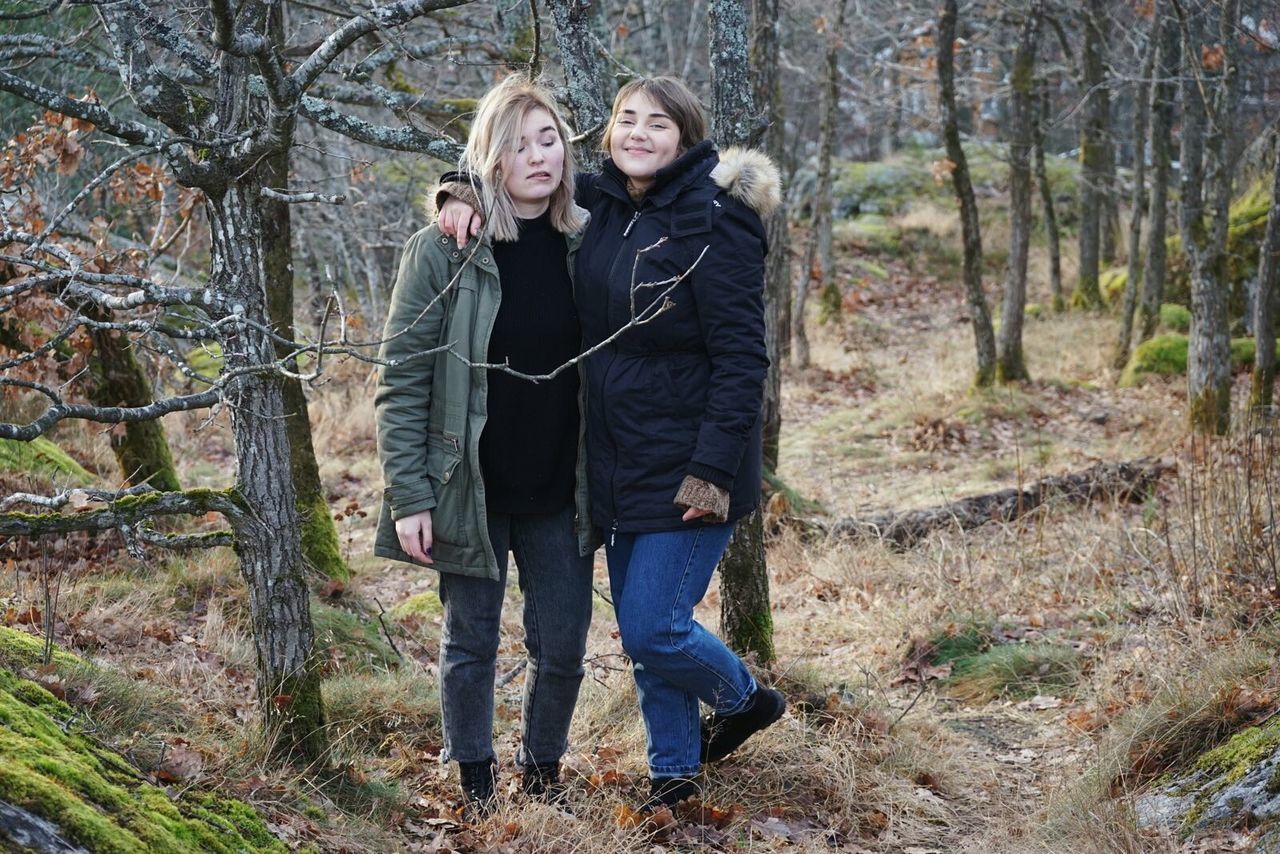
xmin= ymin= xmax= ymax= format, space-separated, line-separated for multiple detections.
xmin=425 ymin=432 xmax=466 ymax=545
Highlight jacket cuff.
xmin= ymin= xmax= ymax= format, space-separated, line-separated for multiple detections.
xmin=686 ymin=461 xmax=734 ymax=491
xmin=433 ymin=181 xmax=481 ymax=218
xmin=384 ymin=483 xmax=436 ymax=521
xmin=674 ymin=476 xmax=730 ymax=524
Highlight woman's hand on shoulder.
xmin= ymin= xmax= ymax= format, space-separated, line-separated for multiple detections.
xmin=438 ymin=199 xmax=483 ymax=249
xmin=395 ymin=510 xmax=434 ymax=564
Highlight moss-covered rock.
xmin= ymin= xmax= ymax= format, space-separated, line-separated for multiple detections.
xmin=0 ymin=626 xmax=80 ymax=671
xmin=1121 ymin=333 xmax=1280 ymax=386
xmin=389 ymin=592 xmax=443 ymax=621
xmin=1138 ymin=718 xmax=1280 ymax=837
xmin=1105 ymin=179 xmax=1273 ymax=322
xmin=1160 ymin=303 xmax=1192 ymax=333
xmin=0 ymin=437 xmax=92 ymax=485
xmin=0 ymin=666 xmax=284 ymax=852
xmin=1121 ymin=334 xmax=1188 ymax=386
xmin=1101 ymin=268 xmax=1127 ymax=306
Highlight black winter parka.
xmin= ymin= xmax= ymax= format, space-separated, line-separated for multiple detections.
xmin=574 ymin=141 xmax=777 ymax=535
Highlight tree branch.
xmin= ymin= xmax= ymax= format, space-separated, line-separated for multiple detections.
xmin=295 ymin=93 xmax=463 ymax=160
xmin=0 ymin=387 xmax=222 ymax=441
xmin=0 ymin=487 xmax=246 ymax=538
xmin=260 ymin=187 xmax=346 ymax=205
xmin=0 ymin=73 xmax=167 ymax=146
xmin=290 ymin=0 xmax=476 ymax=94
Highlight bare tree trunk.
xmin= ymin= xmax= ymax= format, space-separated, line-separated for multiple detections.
xmin=997 ymin=2 xmax=1040 ymax=384
xmin=86 ymin=320 xmax=181 ymax=492
xmin=1101 ymin=106 xmax=1120 ymax=266
xmin=1114 ymin=23 xmax=1157 ymax=368
xmin=1140 ymin=0 xmax=1179 ymax=342
xmin=1033 ymin=85 xmax=1064 ymax=312
xmin=710 ymin=0 xmax=773 ymax=665
xmin=751 ymin=0 xmax=789 ymax=470
xmin=1251 ymin=134 xmax=1280 ymax=408
xmin=795 ymin=0 xmax=846 ymax=367
xmin=1181 ymin=0 xmax=1240 ymax=435
xmin=211 ymin=36 xmax=323 ymax=760
xmin=545 ymin=0 xmax=611 ymax=163
xmin=208 ymin=183 xmax=325 ymax=761
xmin=261 ymin=6 xmax=348 ymax=582
xmin=1072 ymin=0 xmax=1109 ymax=309
xmin=939 ymin=0 xmax=996 ymax=387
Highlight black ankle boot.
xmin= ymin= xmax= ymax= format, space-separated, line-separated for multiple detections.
xmin=521 ymin=760 xmax=564 ymax=801
xmin=458 ymin=759 xmax=497 ymax=817
xmin=641 ymin=776 xmax=700 ymax=813
xmin=700 ymin=686 xmax=786 ymax=763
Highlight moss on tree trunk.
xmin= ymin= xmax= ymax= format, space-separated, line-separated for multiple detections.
xmin=718 ymin=509 xmax=775 ymax=665
xmin=87 ymin=324 xmax=181 ymax=492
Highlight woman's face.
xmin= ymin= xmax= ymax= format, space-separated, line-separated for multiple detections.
xmin=501 ymin=107 xmax=565 ymax=218
xmin=608 ymin=91 xmax=681 ymax=191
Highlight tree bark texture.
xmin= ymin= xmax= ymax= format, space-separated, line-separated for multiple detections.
xmin=1250 ymin=133 xmax=1280 ymax=408
xmin=208 ymin=183 xmax=325 ymax=762
xmin=86 ymin=321 xmax=181 ymax=492
xmin=1033 ymin=86 xmax=1063 ymax=312
xmin=751 ymin=0 xmax=789 ymax=470
xmin=718 ymin=508 xmax=774 ymax=664
xmin=1139 ymin=2 xmax=1180 ymax=342
xmin=938 ymin=0 xmax=996 ymax=387
xmin=1181 ymin=0 xmax=1239 ymax=435
xmin=260 ymin=5 xmax=348 ymax=583
xmin=1114 ymin=24 xmax=1157 ymax=369
xmin=795 ymin=0 xmax=846 ymax=368
xmin=710 ymin=0 xmax=773 ymax=665
xmin=709 ymin=0 xmax=755 ymax=148
xmin=209 ymin=36 xmax=324 ymax=759
xmin=545 ymin=0 xmax=611 ymax=164
xmin=997 ymin=2 xmax=1040 ymax=384
xmin=1072 ymin=0 xmax=1109 ymax=309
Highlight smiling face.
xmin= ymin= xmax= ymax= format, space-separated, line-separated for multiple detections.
xmin=608 ymin=91 xmax=682 ymax=194
xmin=501 ymin=106 xmax=566 ymax=219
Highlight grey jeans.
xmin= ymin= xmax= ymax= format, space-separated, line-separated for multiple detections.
xmin=437 ymin=504 xmax=594 ymax=767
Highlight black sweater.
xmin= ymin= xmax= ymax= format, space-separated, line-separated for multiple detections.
xmin=479 ymin=211 xmax=581 ymax=515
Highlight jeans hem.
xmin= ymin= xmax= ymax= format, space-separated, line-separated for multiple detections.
xmin=648 ymin=763 xmax=701 ymax=777
xmin=716 ymin=675 xmax=760 ymax=716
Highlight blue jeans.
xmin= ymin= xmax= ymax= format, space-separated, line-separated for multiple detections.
xmin=607 ymin=523 xmax=758 ymax=777
xmin=438 ymin=504 xmax=594 ymax=767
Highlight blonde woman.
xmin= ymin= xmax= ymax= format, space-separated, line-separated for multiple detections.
xmin=374 ymin=74 xmax=594 ymax=814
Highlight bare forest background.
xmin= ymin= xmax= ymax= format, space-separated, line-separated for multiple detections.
xmin=2 ymin=0 xmax=1280 ymax=850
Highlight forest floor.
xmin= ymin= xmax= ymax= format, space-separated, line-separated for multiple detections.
xmin=4 ymin=204 xmax=1279 ymax=852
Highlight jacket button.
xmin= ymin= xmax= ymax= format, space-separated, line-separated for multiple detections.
xmin=481 ymin=257 xmax=490 ymax=264
xmin=442 ymin=470 xmax=451 ymax=483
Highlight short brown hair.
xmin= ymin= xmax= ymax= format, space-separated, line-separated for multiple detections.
xmin=601 ymin=76 xmax=707 ymax=156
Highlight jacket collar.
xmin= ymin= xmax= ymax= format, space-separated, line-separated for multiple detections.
xmin=600 ymin=140 xmax=719 ymax=209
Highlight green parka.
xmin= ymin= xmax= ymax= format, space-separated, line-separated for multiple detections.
xmin=373 ymin=221 xmax=595 ymax=579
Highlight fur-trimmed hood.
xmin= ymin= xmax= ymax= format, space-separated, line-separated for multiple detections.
xmin=710 ymin=147 xmax=782 ymax=217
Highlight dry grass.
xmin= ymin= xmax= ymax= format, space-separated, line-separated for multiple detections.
xmin=7 ymin=203 xmax=1280 ymax=851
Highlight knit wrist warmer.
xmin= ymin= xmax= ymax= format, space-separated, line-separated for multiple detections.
xmin=674 ymin=475 xmax=731 ymax=524
xmin=433 ymin=181 xmax=482 ymax=218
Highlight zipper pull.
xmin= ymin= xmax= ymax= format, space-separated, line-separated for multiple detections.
xmin=622 ymin=211 xmax=640 ymax=238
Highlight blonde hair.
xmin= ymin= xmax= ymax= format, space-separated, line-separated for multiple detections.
xmin=601 ymin=76 xmax=708 ymax=157
xmin=460 ymin=75 xmax=585 ymax=242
